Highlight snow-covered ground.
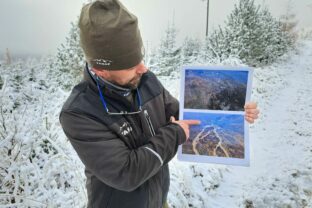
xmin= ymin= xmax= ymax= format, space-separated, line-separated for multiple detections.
xmin=165 ymin=41 xmax=312 ymax=208
xmin=0 ymin=41 xmax=311 ymax=207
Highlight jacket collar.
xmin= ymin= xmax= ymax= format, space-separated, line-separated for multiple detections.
xmin=83 ymin=63 xmax=139 ymax=109
xmin=83 ymin=63 xmax=99 ymax=92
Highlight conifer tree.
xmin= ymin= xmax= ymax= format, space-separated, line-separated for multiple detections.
xmin=150 ymin=21 xmax=181 ymax=77
xmin=207 ymin=0 xmax=292 ymax=66
xmin=55 ymin=21 xmax=84 ymax=89
xmin=181 ymin=37 xmax=201 ymax=65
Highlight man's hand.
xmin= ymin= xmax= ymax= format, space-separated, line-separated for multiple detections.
xmin=244 ymin=102 xmax=260 ymax=124
xmin=170 ymin=116 xmax=200 ymax=139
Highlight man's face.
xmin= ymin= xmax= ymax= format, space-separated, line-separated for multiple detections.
xmin=93 ymin=62 xmax=148 ymax=89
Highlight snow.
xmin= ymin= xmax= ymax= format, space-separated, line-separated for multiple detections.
xmin=0 ymin=58 xmax=86 ymax=207
xmin=162 ymin=40 xmax=312 ymax=208
xmin=0 ymin=41 xmax=311 ymax=207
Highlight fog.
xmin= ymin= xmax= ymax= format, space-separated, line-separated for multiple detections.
xmin=0 ymin=0 xmax=311 ymax=57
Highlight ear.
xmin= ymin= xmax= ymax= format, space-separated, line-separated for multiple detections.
xmin=92 ymin=68 xmax=110 ymax=79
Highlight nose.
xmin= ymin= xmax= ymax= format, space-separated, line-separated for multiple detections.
xmin=136 ymin=62 xmax=148 ymax=74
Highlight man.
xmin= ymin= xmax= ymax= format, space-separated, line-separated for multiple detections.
xmin=60 ymin=0 xmax=259 ymax=207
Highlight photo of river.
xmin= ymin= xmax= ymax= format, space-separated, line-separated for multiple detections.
xmin=182 ymin=111 xmax=245 ymax=159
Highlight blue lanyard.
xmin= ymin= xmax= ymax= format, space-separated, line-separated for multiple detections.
xmin=95 ymin=77 xmax=142 ymax=115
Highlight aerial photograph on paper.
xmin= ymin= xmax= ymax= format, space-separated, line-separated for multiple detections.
xmin=184 ymin=69 xmax=249 ymax=111
xmin=182 ymin=112 xmax=245 ymax=159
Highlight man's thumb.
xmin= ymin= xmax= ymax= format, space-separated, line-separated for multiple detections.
xmin=170 ymin=116 xmax=176 ymax=122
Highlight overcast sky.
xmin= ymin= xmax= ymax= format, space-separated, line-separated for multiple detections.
xmin=0 ymin=0 xmax=311 ymax=57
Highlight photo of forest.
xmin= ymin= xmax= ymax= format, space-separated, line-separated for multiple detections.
xmin=184 ymin=69 xmax=249 ymax=111
xmin=182 ymin=112 xmax=245 ymax=159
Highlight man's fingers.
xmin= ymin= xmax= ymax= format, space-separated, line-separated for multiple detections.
xmin=244 ymin=102 xmax=257 ymax=109
xmin=170 ymin=117 xmax=200 ymax=125
xmin=245 ymin=112 xmax=259 ymax=118
xmin=183 ymin=120 xmax=201 ymax=125
xmin=246 ymin=114 xmax=259 ymax=119
xmin=245 ymin=117 xmax=255 ymax=124
xmin=245 ymin=109 xmax=260 ymax=114
xmin=246 ymin=118 xmax=255 ymax=124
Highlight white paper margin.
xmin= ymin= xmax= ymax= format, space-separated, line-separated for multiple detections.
xmin=177 ymin=65 xmax=254 ymax=167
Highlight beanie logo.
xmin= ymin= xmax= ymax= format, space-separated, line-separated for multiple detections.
xmin=93 ymin=59 xmax=113 ymax=66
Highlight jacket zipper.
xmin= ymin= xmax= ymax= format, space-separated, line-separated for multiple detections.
xmin=144 ymin=109 xmax=164 ymax=202
xmin=144 ymin=110 xmax=156 ymax=136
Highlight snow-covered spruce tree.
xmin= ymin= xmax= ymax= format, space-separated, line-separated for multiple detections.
xmin=257 ymin=7 xmax=292 ymax=64
xmin=56 ymin=21 xmax=84 ymax=90
xmin=207 ymin=0 xmax=292 ymax=66
xmin=149 ymin=21 xmax=181 ymax=77
xmin=206 ymin=26 xmax=233 ymax=61
xmin=180 ymin=37 xmax=202 ymax=65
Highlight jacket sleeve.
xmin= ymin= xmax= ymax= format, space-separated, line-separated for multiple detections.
xmin=60 ymin=111 xmax=186 ymax=192
xmin=163 ymin=87 xmax=180 ymax=122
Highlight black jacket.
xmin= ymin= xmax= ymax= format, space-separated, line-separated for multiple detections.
xmin=60 ymin=68 xmax=186 ymax=208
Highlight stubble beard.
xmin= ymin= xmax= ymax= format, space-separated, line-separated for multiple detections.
xmin=122 ymin=75 xmax=142 ymax=90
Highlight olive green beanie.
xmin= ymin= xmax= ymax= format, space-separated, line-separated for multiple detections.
xmin=79 ymin=0 xmax=144 ymax=70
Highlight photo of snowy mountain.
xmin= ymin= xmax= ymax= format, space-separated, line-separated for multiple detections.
xmin=184 ymin=69 xmax=249 ymax=111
